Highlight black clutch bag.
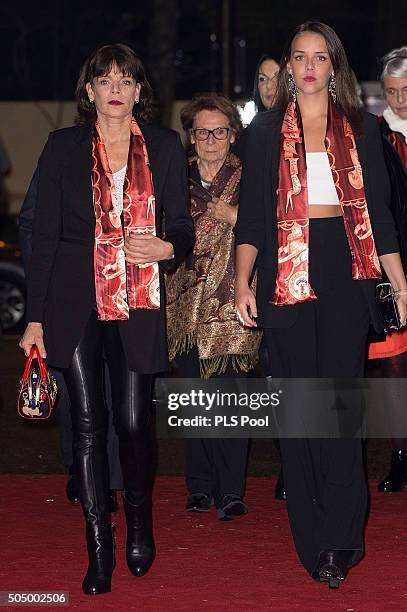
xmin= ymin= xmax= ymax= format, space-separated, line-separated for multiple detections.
xmin=376 ymin=282 xmax=402 ymax=333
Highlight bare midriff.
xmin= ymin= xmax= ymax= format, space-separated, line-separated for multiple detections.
xmin=309 ymin=205 xmax=342 ymax=218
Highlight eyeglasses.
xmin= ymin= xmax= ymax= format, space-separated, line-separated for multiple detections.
xmin=190 ymin=127 xmax=230 ymax=141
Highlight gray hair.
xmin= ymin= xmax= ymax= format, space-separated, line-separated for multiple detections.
xmin=381 ymin=46 xmax=407 ymax=84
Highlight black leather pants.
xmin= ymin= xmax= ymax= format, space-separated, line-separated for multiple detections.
xmin=63 ymin=310 xmax=154 ymax=527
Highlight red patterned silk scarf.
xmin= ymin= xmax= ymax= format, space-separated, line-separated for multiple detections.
xmin=92 ymin=119 xmax=160 ymax=320
xmin=273 ymin=100 xmax=381 ymax=306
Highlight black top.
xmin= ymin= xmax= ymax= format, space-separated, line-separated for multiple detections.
xmin=24 ymin=120 xmax=194 ymax=372
xmin=234 ymin=109 xmax=399 ymax=332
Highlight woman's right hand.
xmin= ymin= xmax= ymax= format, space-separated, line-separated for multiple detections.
xmin=234 ymin=279 xmax=258 ymax=327
xmin=19 ymin=322 xmax=47 ymax=358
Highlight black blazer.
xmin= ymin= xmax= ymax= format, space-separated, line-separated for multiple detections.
xmin=25 ymin=120 xmax=194 ymax=372
xmin=234 ymin=109 xmax=400 ymax=332
xmin=380 ymin=119 xmax=407 ymax=271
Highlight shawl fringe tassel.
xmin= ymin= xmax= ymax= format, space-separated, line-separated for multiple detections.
xmin=168 ymin=332 xmax=258 ymax=379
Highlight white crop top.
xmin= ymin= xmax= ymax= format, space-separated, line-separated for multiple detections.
xmin=306 ymin=152 xmax=339 ymax=206
xmin=112 ymin=165 xmax=127 ymax=215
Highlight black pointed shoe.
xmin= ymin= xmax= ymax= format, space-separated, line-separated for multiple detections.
xmin=186 ymin=493 xmax=212 ymax=513
xmin=274 ymin=470 xmax=287 ymax=500
xmin=66 ymin=474 xmax=80 ymax=504
xmin=312 ymin=550 xmax=350 ymax=589
xmin=123 ymin=495 xmax=156 ymax=577
xmin=378 ymin=449 xmax=407 ymax=492
xmin=82 ymin=524 xmax=115 ymax=595
xmin=217 ymin=494 xmax=248 ymax=520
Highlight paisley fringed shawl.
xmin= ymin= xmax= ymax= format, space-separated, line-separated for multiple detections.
xmin=165 ymin=153 xmax=261 ymax=378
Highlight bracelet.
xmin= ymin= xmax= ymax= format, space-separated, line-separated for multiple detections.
xmin=394 ymin=289 xmax=407 ymax=295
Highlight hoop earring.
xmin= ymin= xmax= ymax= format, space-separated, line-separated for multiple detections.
xmin=329 ymin=73 xmax=337 ymax=103
xmin=288 ymin=72 xmax=297 ymax=103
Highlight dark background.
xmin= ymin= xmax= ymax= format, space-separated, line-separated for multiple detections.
xmin=0 ymin=1 xmax=406 ymax=124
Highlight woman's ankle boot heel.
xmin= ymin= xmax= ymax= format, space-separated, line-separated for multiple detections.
xmin=123 ymin=494 xmax=156 ymax=577
xmin=82 ymin=524 xmax=115 ymax=595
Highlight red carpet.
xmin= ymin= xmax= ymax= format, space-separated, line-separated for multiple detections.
xmin=0 ymin=476 xmax=406 ymax=611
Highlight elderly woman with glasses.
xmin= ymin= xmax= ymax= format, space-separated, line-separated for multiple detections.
xmin=368 ymin=47 xmax=407 ymax=493
xmin=165 ymin=94 xmax=261 ymax=520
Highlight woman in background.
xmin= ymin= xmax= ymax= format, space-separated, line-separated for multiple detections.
xmin=166 ymin=93 xmax=261 ymax=520
xmin=368 ymin=46 xmax=407 ymax=492
xmin=252 ymin=54 xmax=287 ymax=501
xmin=254 ymin=54 xmax=280 ymax=112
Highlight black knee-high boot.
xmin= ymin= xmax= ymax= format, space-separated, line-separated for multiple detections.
xmin=121 ymin=424 xmax=156 ymax=578
xmin=77 ymin=433 xmax=115 ymax=595
xmin=123 ymin=492 xmax=156 ymax=576
xmin=83 ymin=521 xmax=115 ymax=595
xmin=113 ymin=372 xmax=156 ymax=577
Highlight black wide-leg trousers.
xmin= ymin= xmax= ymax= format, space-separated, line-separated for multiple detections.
xmin=63 ymin=310 xmax=154 ymax=524
xmin=176 ymin=346 xmax=248 ymax=506
xmin=265 ymin=217 xmax=370 ymax=575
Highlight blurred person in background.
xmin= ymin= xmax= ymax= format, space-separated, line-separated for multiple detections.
xmin=239 ymin=55 xmax=279 ymax=126
xmin=368 ymin=46 xmax=407 ymax=492
xmin=248 ymin=54 xmax=288 ymax=502
xmin=254 ymin=54 xmax=279 ymax=112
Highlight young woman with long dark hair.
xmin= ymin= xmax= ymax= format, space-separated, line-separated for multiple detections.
xmin=234 ymin=22 xmax=407 ymax=588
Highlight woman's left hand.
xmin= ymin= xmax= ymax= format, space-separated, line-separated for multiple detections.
xmin=124 ymin=234 xmax=174 ymax=264
xmin=207 ymin=196 xmax=238 ymax=226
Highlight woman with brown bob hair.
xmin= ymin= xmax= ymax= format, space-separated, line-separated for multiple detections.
xmin=75 ymin=43 xmax=154 ymax=124
xmin=20 ymin=43 xmax=193 ymax=594
xmin=235 ymin=21 xmax=407 ymax=587
xmin=166 ymin=93 xmax=261 ymax=519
